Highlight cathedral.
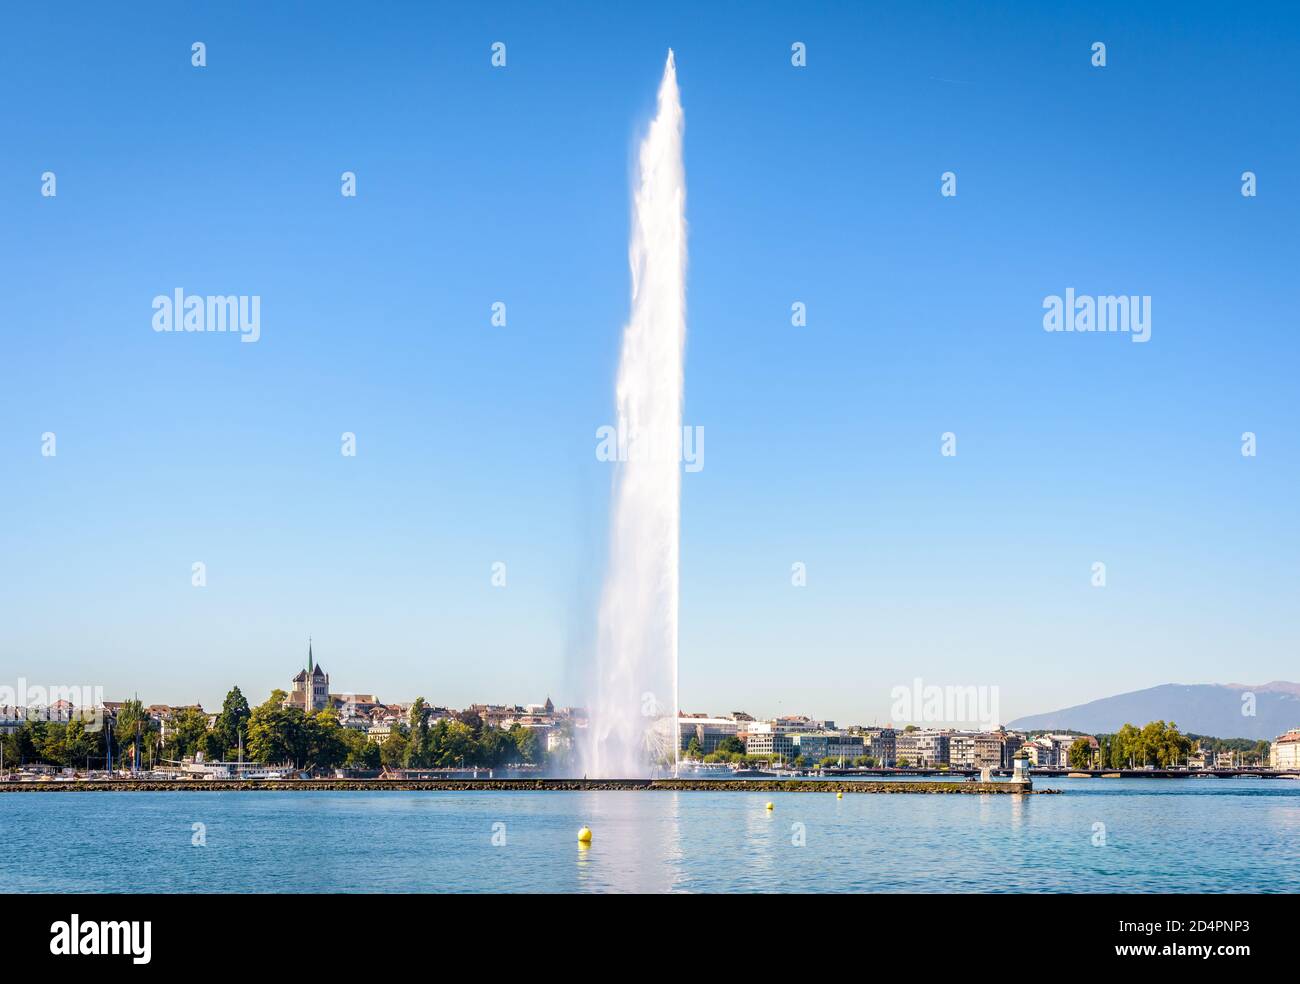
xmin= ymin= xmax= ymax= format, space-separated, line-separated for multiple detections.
xmin=287 ymin=640 xmax=329 ymax=713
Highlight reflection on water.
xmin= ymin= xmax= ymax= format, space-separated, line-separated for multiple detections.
xmin=1008 ymin=790 xmax=1028 ymax=830
xmin=568 ymin=791 xmax=684 ymax=893
xmin=2 ymin=780 xmax=1298 ymax=893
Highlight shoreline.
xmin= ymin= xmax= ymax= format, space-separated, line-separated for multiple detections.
xmin=0 ymin=778 xmax=1053 ymax=794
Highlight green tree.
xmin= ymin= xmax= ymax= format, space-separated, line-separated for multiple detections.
xmin=214 ymin=687 xmax=251 ymax=758
xmin=168 ymin=706 xmax=211 ymax=759
xmin=306 ymin=709 xmax=349 ymax=770
xmin=7 ymin=719 xmax=49 ymax=766
xmin=1067 ymin=738 xmax=1093 ymax=770
xmin=380 ymin=730 xmax=408 ymax=768
xmin=685 ymin=736 xmax=703 ymax=760
xmin=455 ymin=710 xmax=484 ymax=736
xmin=476 ymin=728 xmax=517 ymax=768
xmin=405 ymin=698 xmax=430 ymax=767
xmin=60 ymin=715 xmax=98 ymax=768
xmin=198 ymin=729 xmax=225 ymax=761
xmin=435 ymin=720 xmax=476 ymax=767
xmin=508 ymin=724 xmax=541 ymax=765
xmin=38 ymin=721 xmax=69 ymax=766
xmin=342 ymin=727 xmax=382 ymax=768
xmin=113 ymin=699 xmax=155 ymax=770
xmin=247 ymin=690 xmax=307 ymax=766
xmin=716 ymin=736 xmax=745 ymax=757
xmin=1110 ymin=723 xmax=1140 ymax=768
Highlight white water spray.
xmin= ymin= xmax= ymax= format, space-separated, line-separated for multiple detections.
xmin=583 ymin=51 xmax=686 ymax=778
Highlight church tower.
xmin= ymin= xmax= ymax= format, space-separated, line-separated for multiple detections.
xmin=289 ymin=639 xmax=329 ymax=712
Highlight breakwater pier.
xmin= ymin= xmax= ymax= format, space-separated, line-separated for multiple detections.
xmin=0 ymin=777 xmax=1054 ymax=794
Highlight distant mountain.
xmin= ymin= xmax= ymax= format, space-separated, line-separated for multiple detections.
xmin=1008 ymin=682 xmax=1300 ymax=740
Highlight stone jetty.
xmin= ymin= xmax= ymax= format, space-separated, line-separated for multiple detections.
xmin=0 ymin=778 xmax=1053 ymax=794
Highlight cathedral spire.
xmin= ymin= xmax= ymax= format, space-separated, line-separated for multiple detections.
xmin=308 ymin=637 xmax=313 ymax=673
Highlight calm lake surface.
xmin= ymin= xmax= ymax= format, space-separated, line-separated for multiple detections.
xmin=4 ymin=778 xmax=1299 ymax=893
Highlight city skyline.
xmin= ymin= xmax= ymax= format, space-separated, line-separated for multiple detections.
xmin=4 ymin=2 xmax=1298 ymax=728
xmin=6 ymin=640 xmax=1297 ymax=741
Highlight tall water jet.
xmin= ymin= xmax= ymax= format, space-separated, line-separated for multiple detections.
xmin=583 ymin=50 xmax=686 ymax=778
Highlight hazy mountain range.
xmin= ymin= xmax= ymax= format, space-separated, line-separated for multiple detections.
xmin=1008 ymin=682 xmax=1300 ymax=740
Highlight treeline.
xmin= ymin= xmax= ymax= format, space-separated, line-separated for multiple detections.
xmin=374 ymin=697 xmax=550 ymax=770
xmin=1092 ymin=721 xmax=1277 ymax=768
xmin=1095 ymin=721 xmax=1192 ymax=769
xmin=1187 ymin=733 xmax=1271 ymax=763
xmin=1 ymin=691 xmax=252 ymax=770
xmin=2 ymin=687 xmax=554 ymax=772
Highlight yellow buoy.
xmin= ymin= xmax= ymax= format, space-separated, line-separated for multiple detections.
xmin=577 ymin=826 xmax=593 ymax=844
xmin=836 ymin=791 xmax=843 ymax=799
xmin=765 ymin=801 xmax=774 ymax=811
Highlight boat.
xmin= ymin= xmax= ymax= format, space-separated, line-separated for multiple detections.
xmin=676 ymin=762 xmax=731 ymax=778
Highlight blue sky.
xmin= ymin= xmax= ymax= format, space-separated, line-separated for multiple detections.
xmin=2 ymin=1 xmax=1296 ymax=725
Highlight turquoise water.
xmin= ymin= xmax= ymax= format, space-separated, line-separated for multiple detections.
xmin=4 ymin=779 xmax=1299 ymax=892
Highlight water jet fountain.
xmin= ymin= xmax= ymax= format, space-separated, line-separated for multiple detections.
xmin=582 ymin=50 xmax=687 ymax=778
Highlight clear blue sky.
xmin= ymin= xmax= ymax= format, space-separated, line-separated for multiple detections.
xmin=2 ymin=1 xmax=1296 ymax=725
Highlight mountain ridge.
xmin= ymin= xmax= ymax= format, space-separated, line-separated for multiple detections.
xmin=1008 ymin=682 xmax=1300 ymax=740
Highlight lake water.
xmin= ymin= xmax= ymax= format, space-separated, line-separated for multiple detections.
xmin=4 ymin=778 xmax=1299 ymax=892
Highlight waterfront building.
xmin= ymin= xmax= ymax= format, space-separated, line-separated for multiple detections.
xmin=1270 ymin=730 xmax=1300 ymax=769
xmin=776 ymin=715 xmax=835 ymax=731
xmin=1000 ymin=733 xmax=1023 ymax=767
xmin=678 ymin=715 xmax=743 ymax=753
xmin=336 ymin=707 xmax=372 ymax=730
xmin=468 ymin=704 xmax=517 ymax=729
xmin=42 ymin=700 xmax=77 ymax=724
xmin=326 ymin=692 xmax=383 ymax=730
xmin=1021 ymin=737 xmax=1056 ymax=766
xmin=920 ymin=731 xmax=951 ymax=767
xmin=858 ymin=727 xmax=896 ymax=766
xmin=949 ymin=735 xmax=974 ymax=768
xmin=742 ymin=730 xmax=795 ymax=760
xmin=895 ymin=730 xmax=949 ymax=767
xmin=894 ymin=732 xmax=920 ymax=765
xmin=546 ymin=729 xmax=572 ymax=754
xmin=1044 ymin=733 xmax=1092 ymax=767
xmin=949 ymin=733 xmax=1002 ymax=769
xmin=0 ymin=706 xmax=24 ymax=735
xmin=827 ymin=734 xmax=866 ymax=761
xmin=790 ymin=732 xmax=830 ymax=762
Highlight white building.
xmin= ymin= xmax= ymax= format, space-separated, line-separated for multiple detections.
xmin=678 ymin=716 xmax=742 ymax=754
xmin=1270 ymin=732 xmax=1300 ymax=769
